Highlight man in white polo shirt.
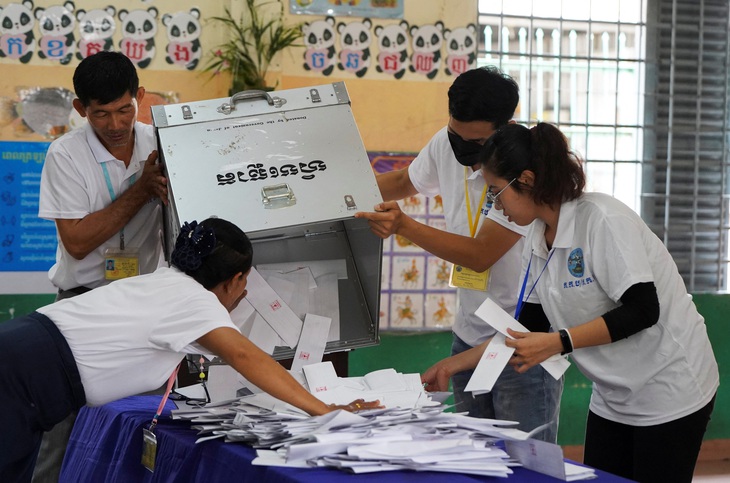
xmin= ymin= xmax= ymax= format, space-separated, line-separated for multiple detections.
xmin=356 ymin=67 xmax=562 ymax=442
xmin=36 ymin=51 xmax=167 ymax=483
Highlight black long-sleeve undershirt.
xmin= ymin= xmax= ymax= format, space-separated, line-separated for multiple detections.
xmin=602 ymin=282 xmax=660 ymax=341
xmin=517 ymin=302 xmax=551 ymax=333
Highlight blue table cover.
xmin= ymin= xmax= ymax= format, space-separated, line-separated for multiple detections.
xmin=60 ymin=395 xmax=635 ymax=483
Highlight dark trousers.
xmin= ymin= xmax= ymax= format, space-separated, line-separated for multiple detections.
xmin=583 ymin=395 xmax=716 ymax=483
xmin=0 ymin=312 xmax=85 ymax=483
xmin=29 ymin=287 xmax=91 ymax=483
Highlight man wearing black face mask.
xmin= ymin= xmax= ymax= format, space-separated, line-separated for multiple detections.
xmin=356 ymin=66 xmax=563 ymax=443
xmin=447 ymin=130 xmax=487 ymax=167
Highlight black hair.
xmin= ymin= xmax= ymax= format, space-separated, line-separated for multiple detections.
xmin=483 ymin=122 xmax=585 ymax=206
xmin=171 ymin=218 xmax=253 ymax=290
xmin=72 ymin=51 xmax=139 ymax=107
xmin=447 ymin=66 xmax=519 ymax=128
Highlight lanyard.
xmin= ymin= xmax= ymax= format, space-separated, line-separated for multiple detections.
xmin=148 ymin=364 xmax=180 ymax=431
xmin=514 ymin=249 xmax=555 ymax=320
xmin=101 ymin=162 xmax=136 ymax=250
xmin=464 ymin=167 xmax=488 ymax=238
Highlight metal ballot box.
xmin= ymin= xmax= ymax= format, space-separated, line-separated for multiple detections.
xmin=152 ymin=82 xmax=382 ymax=359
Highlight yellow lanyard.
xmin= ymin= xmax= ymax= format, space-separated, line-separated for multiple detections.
xmin=464 ymin=167 xmax=488 ymax=238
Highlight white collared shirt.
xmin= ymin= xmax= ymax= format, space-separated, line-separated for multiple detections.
xmin=38 ymin=267 xmax=238 ymax=406
xmin=39 ymin=122 xmax=164 ymax=290
xmin=523 ymin=192 xmax=718 ymax=425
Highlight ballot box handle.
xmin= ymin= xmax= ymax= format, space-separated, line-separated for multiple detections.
xmin=217 ymin=90 xmax=287 ymax=114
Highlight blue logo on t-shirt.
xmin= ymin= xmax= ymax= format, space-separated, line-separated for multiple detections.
xmin=567 ymin=248 xmax=584 ymax=277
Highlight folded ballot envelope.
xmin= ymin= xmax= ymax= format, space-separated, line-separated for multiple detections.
xmin=152 ymin=83 xmax=383 ymax=359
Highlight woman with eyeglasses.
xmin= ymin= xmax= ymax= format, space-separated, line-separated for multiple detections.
xmin=480 ymin=122 xmax=718 ymax=482
xmin=0 ymin=218 xmax=379 ymax=482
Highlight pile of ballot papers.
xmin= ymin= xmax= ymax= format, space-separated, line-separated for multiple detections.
xmin=170 ymin=365 xmax=596 ymax=481
xmin=173 ymin=400 xmax=519 ymax=477
xmin=170 ymin=263 xmax=594 ymax=480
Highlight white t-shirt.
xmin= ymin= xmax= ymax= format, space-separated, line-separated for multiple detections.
xmin=408 ymin=127 xmax=527 ymax=346
xmin=39 ymin=122 xmax=164 ymax=290
xmin=38 ymin=266 xmax=238 ymax=406
xmin=523 ymin=192 xmax=719 ymax=425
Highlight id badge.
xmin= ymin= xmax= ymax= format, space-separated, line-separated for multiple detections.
xmin=141 ymin=427 xmax=157 ymax=472
xmin=449 ymin=263 xmax=489 ymax=291
xmin=104 ymin=247 xmax=140 ymax=280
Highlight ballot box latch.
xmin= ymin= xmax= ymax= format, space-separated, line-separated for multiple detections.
xmin=262 ymin=183 xmax=297 ymax=209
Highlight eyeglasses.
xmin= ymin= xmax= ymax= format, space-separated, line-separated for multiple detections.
xmin=169 ymin=356 xmax=211 ymax=407
xmin=169 ymin=383 xmax=211 ymax=407
xmin=486 ymin=178 xmax=517 ymax=207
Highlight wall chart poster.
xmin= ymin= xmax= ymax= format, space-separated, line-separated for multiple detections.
xmin=290 ymin=0 xmax=404 ymax=18
xmin=369 ymin=152 xmax=456 ymax=332
xmin=0 ymin=141 xmax=56 ymax=271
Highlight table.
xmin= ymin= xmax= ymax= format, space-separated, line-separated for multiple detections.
xmin=60 ymin=395 xmax=634 ymax=483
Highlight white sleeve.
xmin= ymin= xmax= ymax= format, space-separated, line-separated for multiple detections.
xmin=149 ymin=291 xmax=240 ymax=353
xmin=588 ymin=211 xmax=655 ymax=302
xmin=408 ymin=130 xmax=445 ymax=197
xmin=38 ymin=142 xmax=92 ymax=220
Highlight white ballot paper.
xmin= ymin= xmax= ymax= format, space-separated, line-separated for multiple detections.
xmin=246 ymin=313 xmax=281 ymax=355
xmin=311 ymin=273 xmax=340 ymax=342
xmin=228 ymin=298 xmax=256 ymax=333
xmin=302 ymin=361 xmax=340 ymax=394
xmin=464 ymin=333 xmax=514 ymax=394
xmin=291 ymin=314 xmax=332 ymax=373
xmin=259 ymin=269 xmax=310 ymax=319
xmin=259 ymin=263 xmax=342 ymax=342
xmin=505 ymin=438 xmax=596 ymax=481
xmin=506 ymin=438 xmax=566 ymax=479
xmin=467 ymin=298 xmax=570 ymax=392
xmin=244 ymin=267 xmax=303 ymax=348
xmin=206 ymin=365 xmax=257 ymax=403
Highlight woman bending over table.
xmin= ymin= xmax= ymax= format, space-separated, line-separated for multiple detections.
xmin=433 ymin=122 xmax=718 ymax=483
xmin=0 ymin=217 xmax=379 ymax=482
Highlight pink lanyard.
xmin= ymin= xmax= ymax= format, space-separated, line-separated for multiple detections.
xmin=149 ymin=364 xmax=180 ymax=431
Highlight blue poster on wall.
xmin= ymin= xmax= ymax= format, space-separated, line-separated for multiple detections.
xmin=0 ymin=141 xmax=56 ymax=271
xmin=290 ymin=0 xmax=403 ymax=18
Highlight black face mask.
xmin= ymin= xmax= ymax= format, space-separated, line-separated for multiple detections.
xmin=448 ymin=130 xmax=485 ymax=167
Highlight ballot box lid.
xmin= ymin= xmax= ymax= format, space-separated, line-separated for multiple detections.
xmin=153 ymin=83 xmax=382 ymax=360
xmin=152 ymin=82 xmax=381 ymax=236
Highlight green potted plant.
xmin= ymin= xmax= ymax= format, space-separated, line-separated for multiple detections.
xmin=203 ymin=0 xmax=303 ymax=94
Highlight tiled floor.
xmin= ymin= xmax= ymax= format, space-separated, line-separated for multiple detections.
xmin=693 ymin=458 xmax=730 ymax=482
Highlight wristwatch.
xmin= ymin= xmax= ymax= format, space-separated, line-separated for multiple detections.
xmin=559 ymin=328 xmax=573 ymax=355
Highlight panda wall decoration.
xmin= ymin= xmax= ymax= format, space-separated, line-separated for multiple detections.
xmin=409 ymin=21 xmax=444 ymax=79
xmin=0 ymin=0 xmax=35 ymax=63
xmin=1 ymin=4 xmax=478 ymax=82
xmin=75 ymin=6 xmax=116 ymax=60
xmin=300 ymin=19 xmax=477 ymax=81
xmin=336 ymin=18 xmax=371 ymax=78
xmin=374 ymin=20 xmax=409 ymax=80
xmin=118 ymin=7 xmax=157 ymax=69
xmin=162 ymin=8 xmax=201 ymax=70
xmin=35 ymin=1 xmax=76 ymax=65
xmin=302 ymin=16 xmax=336 ymax=76
xmin=444 ymin=24 xmax=477 ymax=76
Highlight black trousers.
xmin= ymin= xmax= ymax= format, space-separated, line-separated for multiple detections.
xmin=0 ymin=312 xmax=86 ymax=483
xmin=583 ymin=395 xmax=716 ymax=483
